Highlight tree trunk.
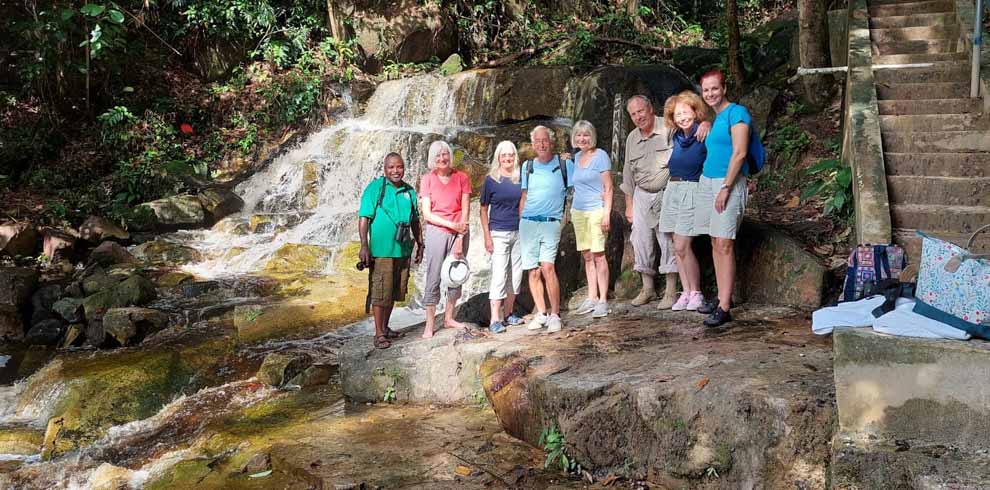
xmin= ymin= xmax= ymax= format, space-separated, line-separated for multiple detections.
xmin=326 ymin=0 xmax=348 ymax=41
xmin=725 ymin=0 xmax=744 ymax=94
xmin=798 ymin=0 xmax=833 ymax=108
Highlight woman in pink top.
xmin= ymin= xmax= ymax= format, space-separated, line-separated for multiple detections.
xmin=419 ymin=140 xmax=473 ymax=338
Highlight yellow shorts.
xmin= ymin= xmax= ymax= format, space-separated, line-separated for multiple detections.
xmin=570 ymin=208 xmax=607 ymax=253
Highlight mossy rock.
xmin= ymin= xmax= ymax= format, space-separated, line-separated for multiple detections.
xmin=0 ymin=425 xmax=44 ymax=455
xmin=157 ymin=271 xmax=194 ymax=288
xmin=30 ymin=336 xmax=239 ymax=459
xmin=82 ymin=275 xmax=157 ymax=322
xmin=261 ymin=243 xmax=332 ymax=277
xmin=132 ymin=240 xmax=205 ymax=265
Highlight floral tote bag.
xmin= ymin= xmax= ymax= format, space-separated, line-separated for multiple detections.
xmin=913 ymin=225 xmax=990 ymax=339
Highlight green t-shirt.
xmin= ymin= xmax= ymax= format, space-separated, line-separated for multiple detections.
xmin=358 ymin=177 xmax=418 ymax=258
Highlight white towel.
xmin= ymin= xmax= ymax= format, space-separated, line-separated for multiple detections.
xmin=812 ymin=296 xmax=887 ymax=335
xmin=873 ymin=300 xmax=971 ymax=340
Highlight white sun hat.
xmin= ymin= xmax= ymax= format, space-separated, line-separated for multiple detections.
xmin=440 ymin=255 xmax=471 ymax=289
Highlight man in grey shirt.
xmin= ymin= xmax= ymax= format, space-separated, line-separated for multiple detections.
xmin=621 ymin=95 xmax=709 ymax=308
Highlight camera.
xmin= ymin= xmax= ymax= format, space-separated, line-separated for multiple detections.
xmin=394 ymin=222 xmax=412 ymax=244
xmin=356 ymin=260 xmax=370 ymax=271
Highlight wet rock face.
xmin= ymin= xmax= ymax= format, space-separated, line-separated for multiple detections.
xmin=131 ymin=239 xmax=204 ymax=266
xmin=0 ymin=221 xmax=38 ymax=257
xmin=82 ymin=275 xmax=157 ymax=323
xmin=197 ymin=188 xmax=244 ymax=223
xmin=25 ymin=319 xmax=64 ymax=346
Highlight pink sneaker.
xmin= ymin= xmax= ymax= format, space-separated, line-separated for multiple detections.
xmin=671 ymin=292 xmax=691 ymax=311
xmin=686 ymin=291 xmax=705 ymax=311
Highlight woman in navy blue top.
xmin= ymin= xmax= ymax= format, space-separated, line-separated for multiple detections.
xmin=659 ymin=91 xmax=711 ymax=312
xmin=480 ymin=141 xmax=526 ymax=334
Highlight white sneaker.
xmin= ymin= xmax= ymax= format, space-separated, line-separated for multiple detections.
xmin=546 ymin=314 xmax=562 ymax=333
xmin=574 ymin=298 xmax=596 ymax=315
xmin=527 ymin=312 xmax=548 ymax=330
xmin=591 ymin=301 xmax=609 ymax=318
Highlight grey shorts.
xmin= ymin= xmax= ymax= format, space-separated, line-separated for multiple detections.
xmin=659 ymin=180 xmax=699 ymax=237
xmin=695 ymin=176 xmax=747 ymax=239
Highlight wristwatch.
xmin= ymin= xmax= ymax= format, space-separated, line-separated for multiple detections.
xmin=720 ymin=183 xmax=732 ymax=191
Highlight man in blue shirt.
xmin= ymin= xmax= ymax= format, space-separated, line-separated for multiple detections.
xmin=520 ymin=126 xmax=574 ymax=333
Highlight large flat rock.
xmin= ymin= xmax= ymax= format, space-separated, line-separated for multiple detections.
xmin=341 ymin=304 xmax=836 ymax=487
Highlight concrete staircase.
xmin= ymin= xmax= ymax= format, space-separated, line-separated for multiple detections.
xmin=869 ymin=0 xmax=990 ymax=258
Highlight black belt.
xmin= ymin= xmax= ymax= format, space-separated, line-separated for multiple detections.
xmin=669 ymin=176 xmax=699 ymax=182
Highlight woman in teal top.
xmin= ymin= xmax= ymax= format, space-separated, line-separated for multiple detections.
xmin=695 ymin=69 xmax=751 ymax=328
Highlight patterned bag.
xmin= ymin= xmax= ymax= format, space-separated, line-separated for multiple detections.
xmin=913 ymin=225 xmax=990 ymax=338
xmin=841 ymin=244 xmax=907 ymax=301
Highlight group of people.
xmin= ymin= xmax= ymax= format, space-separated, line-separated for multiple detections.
xmin=357 ymin=69 xmax=754 ymax=349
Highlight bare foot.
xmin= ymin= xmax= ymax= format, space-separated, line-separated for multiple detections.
xmin=422 ymin=328 xmax=434 ymax=339
xmin=444 ymin=318 xmax=468 ymax=330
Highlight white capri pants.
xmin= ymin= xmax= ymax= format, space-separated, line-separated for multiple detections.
xmin=488 ymin=230 xmax=523 ymax=300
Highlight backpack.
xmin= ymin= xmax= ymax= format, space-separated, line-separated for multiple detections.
xmin=523 ymin=155 xmax=568 ymax=189
xmin=730 ymin=105 xmax=766 ymax=175
xmin=841 ymin=244 xmax=908 ymax=302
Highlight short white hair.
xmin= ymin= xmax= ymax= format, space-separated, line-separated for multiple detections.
xmin=626 ymin=94 xmax=653 ymax=111
xmin=427 ymin=140 xmax=453 ymax=169
xmin=570 ymin=120 xmax=597 ymax=148
xmin=529 ymin=125 xmax=554 ymax=143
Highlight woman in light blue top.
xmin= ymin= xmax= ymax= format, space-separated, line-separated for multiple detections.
xmin=569 ymin=120 xmax=613 ymax=318
xmin=697 ymin=69 xmax=752 ymax=328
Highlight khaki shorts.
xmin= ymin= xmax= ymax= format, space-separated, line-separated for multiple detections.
xmin=570 ymin=207 xmax=607 ymax=253
xmin=659 ymin=180 xmax=699 ymax=237
xmin=370 ymin=257 xmax=410 ymax=306
xmin=695 ymin=176 xmax=747 ymax=239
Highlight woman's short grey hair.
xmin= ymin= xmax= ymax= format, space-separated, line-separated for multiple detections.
xmin=529 ymin=125 xmax=554 ymax=143
xmin=488 ymin=140 xmax=520 ymax=184
xmin=570 ymin=120 xmax=597 ymax=149
xmin=427 ymin=140 xmax=453 ymax=169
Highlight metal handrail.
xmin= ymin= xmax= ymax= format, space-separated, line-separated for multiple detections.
xmin=973 ymin=0 xmax=984 ymax=98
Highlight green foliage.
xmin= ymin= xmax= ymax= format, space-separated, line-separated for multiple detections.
xmin=801 ymin=159 xmax=854 ymax=218
xmin=772 ymin=123 xmax=811 ymax=166
xmin=471 ymin=389 xmax=488 ymax=408
xmin=539 ymin=424 xmax=578 ymax=473
xmin=383 ymin=385 xmax=397 ymax=403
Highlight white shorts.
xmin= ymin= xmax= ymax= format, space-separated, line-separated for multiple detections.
xmin=695 ymin=176 xmax=747 ymax=239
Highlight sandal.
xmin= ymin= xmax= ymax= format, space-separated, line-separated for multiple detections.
xmin=374 ymin=335 xmax=392 ymax=349
xmin=383 ymin=328 xmax=405 ymax=339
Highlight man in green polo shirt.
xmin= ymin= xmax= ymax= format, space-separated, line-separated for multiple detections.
xmin=358 ymin=153 xmax=424 ymax=349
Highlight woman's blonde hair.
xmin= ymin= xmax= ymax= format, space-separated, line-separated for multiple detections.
xmin=427 ymin=140 xmax=453 ymax=169
xmin=570 ymin=120 xmax=597 ymax=149
xmin=488 ymin=140 xmax=520 ymax=183
xmin=663 ymin=90 xmax=712 ymax=131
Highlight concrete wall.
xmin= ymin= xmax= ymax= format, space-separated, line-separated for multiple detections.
xmin=841 ymin=0 xmax=893 ymax=245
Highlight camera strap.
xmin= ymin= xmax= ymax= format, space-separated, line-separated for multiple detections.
xmin=371 ymin=177 xmax=414 ymax=226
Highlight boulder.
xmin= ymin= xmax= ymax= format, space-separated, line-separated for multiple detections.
xmin=156 ymin=271 xmax=194 ymax=288
xmin=197 ymin=188 xmax=244 ymax=223
xmin=84 ymin=320 xmax=106 ymax=347
xmin=137 ymin=195 xmax=206 ymax=229
xmin=29 ymin=284 xmax=62 ymax=325
xmin=25 ymin=319 xmax=64 ymax=346
xmin=82 ymin=275 xmax=157 ymax=322
xmin=0 ymin=221 xmax=38 ymax=257
xmin=102 ymin=307 xmax=170 ymax=346
xmin=81 ymin=269 xmax=123 ymax=296
xmin=210 ymin=217 xmax=250 ymax=235
xmin=88 ymin=241 xmax=137 ymax=267
xmin=739 ymin=85 xmax=780 ymax=133
xmin=352 ymin=0 xmax=457 ymax=67
xmin=88 ymin=463 xmax=136 ymax=490
xmin=132 ymin=240 xmax=204 ymax=265
xmin=735 ymin=220 xmax=828 ymax=308
xmin=439 ymin=53 xmax=463 ymax=75
xmin=287 ymin=364 xmax=337 ymax=388
xmin=0 ymin=309 xmax=25 ymax=341
xmin=241 ymin=452 xmax=272 ymax=474
xmin=256 ymin=352 xmax=313 ymax=387
xmin=41 ymin=228 xmax=76 ymax=262
xmin=79 ymin=216 xmax=130 ymax=243
xmin=0 ymin=267 xmax=39 ymax=309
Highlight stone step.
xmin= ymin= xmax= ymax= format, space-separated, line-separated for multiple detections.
xmin=878 ymin=98 xmax=982 ymax=115
xmin=872 ymin=51 xmax=968 ymax=64
xmin=873 ymin=38 xmax=958 ymax=55
xmin=877 ymin=81 xmax=968 ymax=99
xmin=880 ymin=113 xmax=989 ymax=132
xmin=875 ymin=61 xmax=970 ymax=83
xmin=871 ymin=25 xmax=960 ymax=42
xmin=887 ymin=175 xmax=990 ymax=206
xmin=891 ymin=203 xmax=990 ymax=234
xmin=893 ymin=228 xmax=990 ymax=259
xmin=882 ymin=130 xmax=990 ymax=152
xmin=869 ymin=12 xmax=957 ymax=28
xmin=868 ymin=0 xmax=954 ymax=17
xmin=885 ymin=152 xmax=990 ymax=177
